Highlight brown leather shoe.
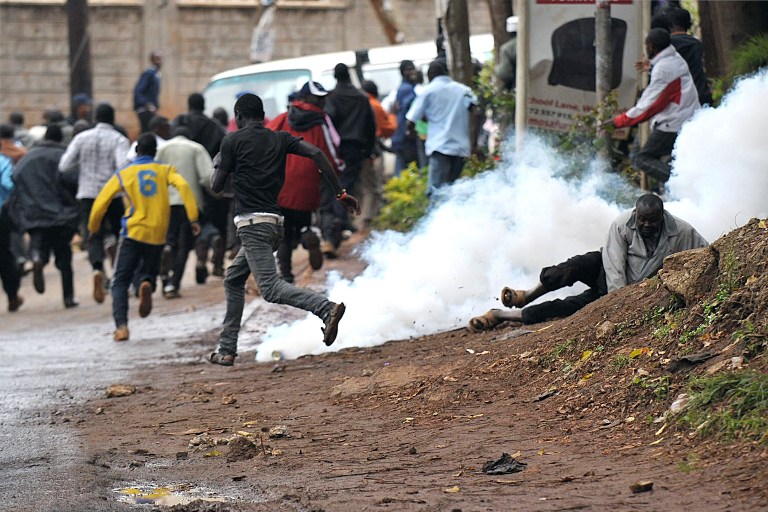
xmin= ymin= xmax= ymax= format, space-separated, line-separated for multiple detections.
xmin=322 ymin=302 xmax=346 ymax=346
xmin=114 ymin=325 xmax=129 ymax=341
xmin=93 ymin=271 xmax=106 ymax=304
xmin=138 ymin=281 xmax=152 ymax=318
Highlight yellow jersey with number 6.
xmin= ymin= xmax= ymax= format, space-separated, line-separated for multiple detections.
xmin=88 ymin=157 xmax=199 ymax=245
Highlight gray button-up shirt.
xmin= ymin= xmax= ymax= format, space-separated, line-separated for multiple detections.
xmin=59 ymin=123 xmax=130 ymax=199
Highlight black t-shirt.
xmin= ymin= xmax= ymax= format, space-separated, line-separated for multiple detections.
xmin=218 ymin=121 xmax=302 ymax=216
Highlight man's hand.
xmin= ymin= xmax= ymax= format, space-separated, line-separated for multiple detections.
xmin=190 ymin=221 xmax=201 ymax=237
xmin=599 ymin=118 xmax=616 ymax=130
xmin=635 ymin=58 xmax=650 ymax=73
xmin=338 ymin=194 xmax=361 ymax=215
xmin=87 ymin=231 xmax=96 ymax=244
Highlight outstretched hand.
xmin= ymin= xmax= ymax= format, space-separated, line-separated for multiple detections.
xmin=338 ymin=194 xmax=361 ymax=215
xmin=190 ymin=221 xmax=201 ymax=237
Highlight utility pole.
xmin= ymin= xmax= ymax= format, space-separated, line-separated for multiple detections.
xmin=368 ymin=0 xmax=406 ymax=44
xmin=67 ymin=0 xmax=92 ymax=119
xmin=595 ymin=0 xmax=612 ymax=171
xmin=444 ymin=0 xmax=472 ymax=86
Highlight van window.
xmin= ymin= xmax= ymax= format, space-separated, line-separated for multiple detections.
xmin=204 ymin=68 xmax=311 ymax=120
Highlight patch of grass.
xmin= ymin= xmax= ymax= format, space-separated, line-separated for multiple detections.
xmin=632 ymin=375 xmax=670 ymax=401
xmin=374 ymin=164 xmax=428 ymax=232
xmin=610 ymin=354 xmax=630 ymax=370
xmin=682 ymin=371 xmax=768 ymax=444
xmin=677 ymin=453 xmax=699 ymax=473
xmin=541 ymin=339 xmax=576 ymax=367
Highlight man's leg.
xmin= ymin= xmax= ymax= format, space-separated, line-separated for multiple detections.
xmin=216 ymin=246 xmax=252 ymax=358
xmin=28 ymin=228 xmax=50 ymax=294
xmin=633 ymin=129 xmax=678 ymax=184
xmin=111 ymin=238 xmax=141 ymax=331
xmin=447 ymin=155 xmax=466 ymax=185
xmin=521 ymin=288 xmax=603 ymax=325
xmin=353 ymin=158 xmax=380 ymax=230
xmin=427 ymin=151 xmax=453 ymax=198
xmin=51 ymin=227 xmax=77 ymax=306
xmin=0 ymin=208 xmax=22 ymax=311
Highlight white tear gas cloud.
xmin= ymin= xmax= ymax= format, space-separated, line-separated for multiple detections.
xmin=250 ymin=70 xmax=768 ymax=362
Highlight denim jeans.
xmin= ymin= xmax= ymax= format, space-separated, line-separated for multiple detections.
xmin=217 ymin=222 xmax=334 ymax=357
xmin=111 ymin=237 xmax=162 ymax=327
xmin=427 ymin=151 xmax=465 ymax=198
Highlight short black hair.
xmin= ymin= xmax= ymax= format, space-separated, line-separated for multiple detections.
xmin=651 ymin=12 xmax=671 ymax=31
xmin=148 ymin=115 xmax=169 ymax=131
xmin=188 ymin=93 xmax=205 ymax=111
xmin=427 ymin=60 xmax=448 ymax=81
xmin=399 ymin=59 xmax=415 ymax=76
xmin=212 ymin=107 xmax=228 ymax=127
xmin=136 ymin=132 xmax=157 ymax=157
xmin=44 ymin=124 xmax=64 ymax=143
xmin=360 ymin=80 xmax=378 ymax=97
xmin=0 ymin=124 xmax=14 ymax=139
xmin=171 ymin=125 xmax=193 ymax=139
xmin=234 ymin=93 xmax=265 ymax=120
xmin=94 ymin=103 xmax=115 ymax=124
xmin=334 ymin=63 xmax=351 ymax=82
xmin=646 ymin=28 xmax=671 ymax=52
xmin=668 ymin=7 xmax=692 ymax=31
xmin=9 ymin=112 xmax=23 ymax=125
xmin=636 ymin=193 xmax=664 ymax=211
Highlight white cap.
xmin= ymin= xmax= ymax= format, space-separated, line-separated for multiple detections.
xmin=506 ymin=16 xmax=519 ymax=33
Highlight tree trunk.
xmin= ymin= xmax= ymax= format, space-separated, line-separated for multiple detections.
xmin=699 ymin=0 xmax=768 ymax=78
xmin=484 ymin=0 xmax=514 ymax=65
xmin=595 ymin=0 xmax=612 ymax=170
xmin=67 ymin=0 xmax=92 ymax=119
xmin=445 ymin=0 xmax=472 ymax=86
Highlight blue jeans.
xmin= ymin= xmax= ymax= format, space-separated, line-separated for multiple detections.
xmin=217 ymin=222 xmax=335 ymax=357
xmin=111 ymin=238 xmax=162 ymax=327
xmin=427 ymin=151 xmax=465 ymax=198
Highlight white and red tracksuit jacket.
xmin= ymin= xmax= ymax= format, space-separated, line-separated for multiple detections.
xmin=614 ymin=45 xmax=700 ymax=133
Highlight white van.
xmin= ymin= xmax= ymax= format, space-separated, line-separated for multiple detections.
xmin=203 ymin=34 xmax=494 ymax=121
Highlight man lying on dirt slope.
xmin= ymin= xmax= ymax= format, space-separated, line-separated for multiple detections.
xmin=470 ymin=194 xmax=708 ymax=331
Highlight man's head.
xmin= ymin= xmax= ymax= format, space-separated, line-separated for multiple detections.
xmin=171 ymin=125 xmax=193 ymax=139
xmin=298 ymin=81 xmax=329 ymax=107
xmin=334 ymin=63 xmax=351 ymax=84
xmin=399 ymin=60 xmax=417 ymax=83
xmin=188 ymin=93 xmax=205 ymax=112
xmin=44 ymin=124 xmax=64 ymax=143
xmin=72 ymin=119 xmax=91 ymax=137
xmin=668 ymin=7 xmax=692 ymax=32
xmin=427 ymin=60 xmax=448 ymax=82
xmin=9 ymin=112 xmax=24 ymax=126
xmin=149 ymin=115 xmax=170 ymax=139
xmin=43 ymin=109 xmax=65 ymax=125
xmin=212 ymin=107 xmax=228 ymax=128
xmin=150 ymin=51 xmax=163 ymax=69
xmin=0 ymin=124 xmax=14 ymax=139
xmin=72 ymin=93 xmax=92 ymax=120
xmin=645 ymin=28 xmax=671 ymax=60
xmin=94 ymin=103 xmax=115 ymax=125
xmin=635 ymin=194 xmax=664 ymax=240
xmin=136 ymin=132 xmax=158 ymax=157
xmin=233 ymin=93 xmax=265 ymax=128
xmin=360 ymin=80 xmax=378 ymax=98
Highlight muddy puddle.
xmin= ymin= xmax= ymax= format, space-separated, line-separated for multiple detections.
xmin=114 ymin=483 xmax=231 ymax=507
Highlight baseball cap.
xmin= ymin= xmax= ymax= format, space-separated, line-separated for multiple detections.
xmin=506 ymin=16 xmax=518 ymax=33
xmin=299 ymin=81 xmax=329 ymax=97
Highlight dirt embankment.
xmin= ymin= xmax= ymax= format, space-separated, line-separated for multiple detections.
xmin=71 ymin=220 xmax=768 ymax=511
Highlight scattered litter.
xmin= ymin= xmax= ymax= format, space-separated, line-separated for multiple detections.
xmin=443 ymin=486 xmax=460 ymax=493
xmin=730 ymin=356 xmax=744 ymax=369
xmin=221 ymin=395 xmax=237 ymax=405
xmin=629 ymin=480 xmax=654 ymax=493
xmin=669 ymin=393 xmax=691 ymax=413
xmin=629 ymin=347 xmax=651 ymax=359
xmin=482 ymin=452 xmax=527 ymax=475
xmin=106 ymin=384 xmax=136 ymax=398
xmin=668 ymin=352 xmax=715 ymax=373
xmin=533 ymin=388 xmax=558 ymax=402
xmin=268 ymin=425 xmax=289 ymax=438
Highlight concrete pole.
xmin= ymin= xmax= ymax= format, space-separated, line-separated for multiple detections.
xmin=66 ymin=0 xmax=92 ymax=118
xmin=595 ymin=0 xmax=612 ymax=171
xmin=514 ymin=0 xmax=528 ymax=154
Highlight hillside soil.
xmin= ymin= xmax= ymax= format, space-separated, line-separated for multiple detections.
xmin=69 ymin=223 xmax=768 ymax=511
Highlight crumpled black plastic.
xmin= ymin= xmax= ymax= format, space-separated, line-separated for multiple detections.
xmin=482 ymin=452 xmax=527 ymax=475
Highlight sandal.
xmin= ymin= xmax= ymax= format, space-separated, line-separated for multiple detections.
xmin=501 ymin=287 xmax=527 ymax=308
xmin=209 ymin=352 xmax=235 ymax=366
xmin=469 ymin=310 xmax=502 ymax=332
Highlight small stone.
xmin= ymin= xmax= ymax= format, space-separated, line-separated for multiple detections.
xmin=408 ymin=446 xmax=417 ymax=454
xmin=221 ymin=395 xmax=237 ymax=405
xmin=630 ymin=480 xmax=654 ymax=493
xmin=105 ymin=384 xmax=136 ymax=398
xmin=596 ymin=321 xmax=615 ymax=339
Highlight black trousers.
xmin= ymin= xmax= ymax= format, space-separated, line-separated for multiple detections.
xmin=29 ymin=226 xmax=76 ymax=300
xmin=112 ymin=238 xmax=162 ymax=327
xmin=521 ymin=251 xmax=607 ymax=325
xmin=277 ymin=208 xmax=312 ymax=282
xmin=633 ymin=129 xmax=678 ymax=183
xmin=165 ymin=205 xmax=195 ymax=289
xmin=0 ymin=207 xmax=21 ymax=301
xmin=319 ymin=144 xmax=367 ymax=248
xmin=81 ymin=198 xmax=123 ymax=272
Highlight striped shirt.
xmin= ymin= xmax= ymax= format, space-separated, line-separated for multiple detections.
xmin=59 ymin=123 xmax=130 ymax=199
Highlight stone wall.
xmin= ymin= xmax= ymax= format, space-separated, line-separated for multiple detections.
xmin=0 ymin=0 xmax=491 ymax=138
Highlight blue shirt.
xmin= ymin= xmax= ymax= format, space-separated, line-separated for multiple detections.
xmin=405 ymin=75 xmax=477 ymax=158
xmin=0 ymin=154 xmax=13 ymax=209
xmin=390 ymin=81 xmax=417 ymax=151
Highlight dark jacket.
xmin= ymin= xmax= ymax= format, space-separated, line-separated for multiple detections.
xmin=325 ymin=83 xmax=376 ymax=159
xmin=671 ymin=34 xmax=712 ymax=106
xmin=12 ymin=142 xmax=79 ymax=231
xmin=172 ymin=111 xmax=226 ymax=159
xmin=133 ymin=67 xmax=161 ymax=111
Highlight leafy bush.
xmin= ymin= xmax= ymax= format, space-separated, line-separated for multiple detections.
xmin=374 ymin=163 xmax=429 ymax=232
xmin=712 ymin=33 xmax=768 ymax=104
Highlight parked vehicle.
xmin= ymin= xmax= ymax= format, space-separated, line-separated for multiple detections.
xmin=203 ymin=34 xmax=494 ymax=120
